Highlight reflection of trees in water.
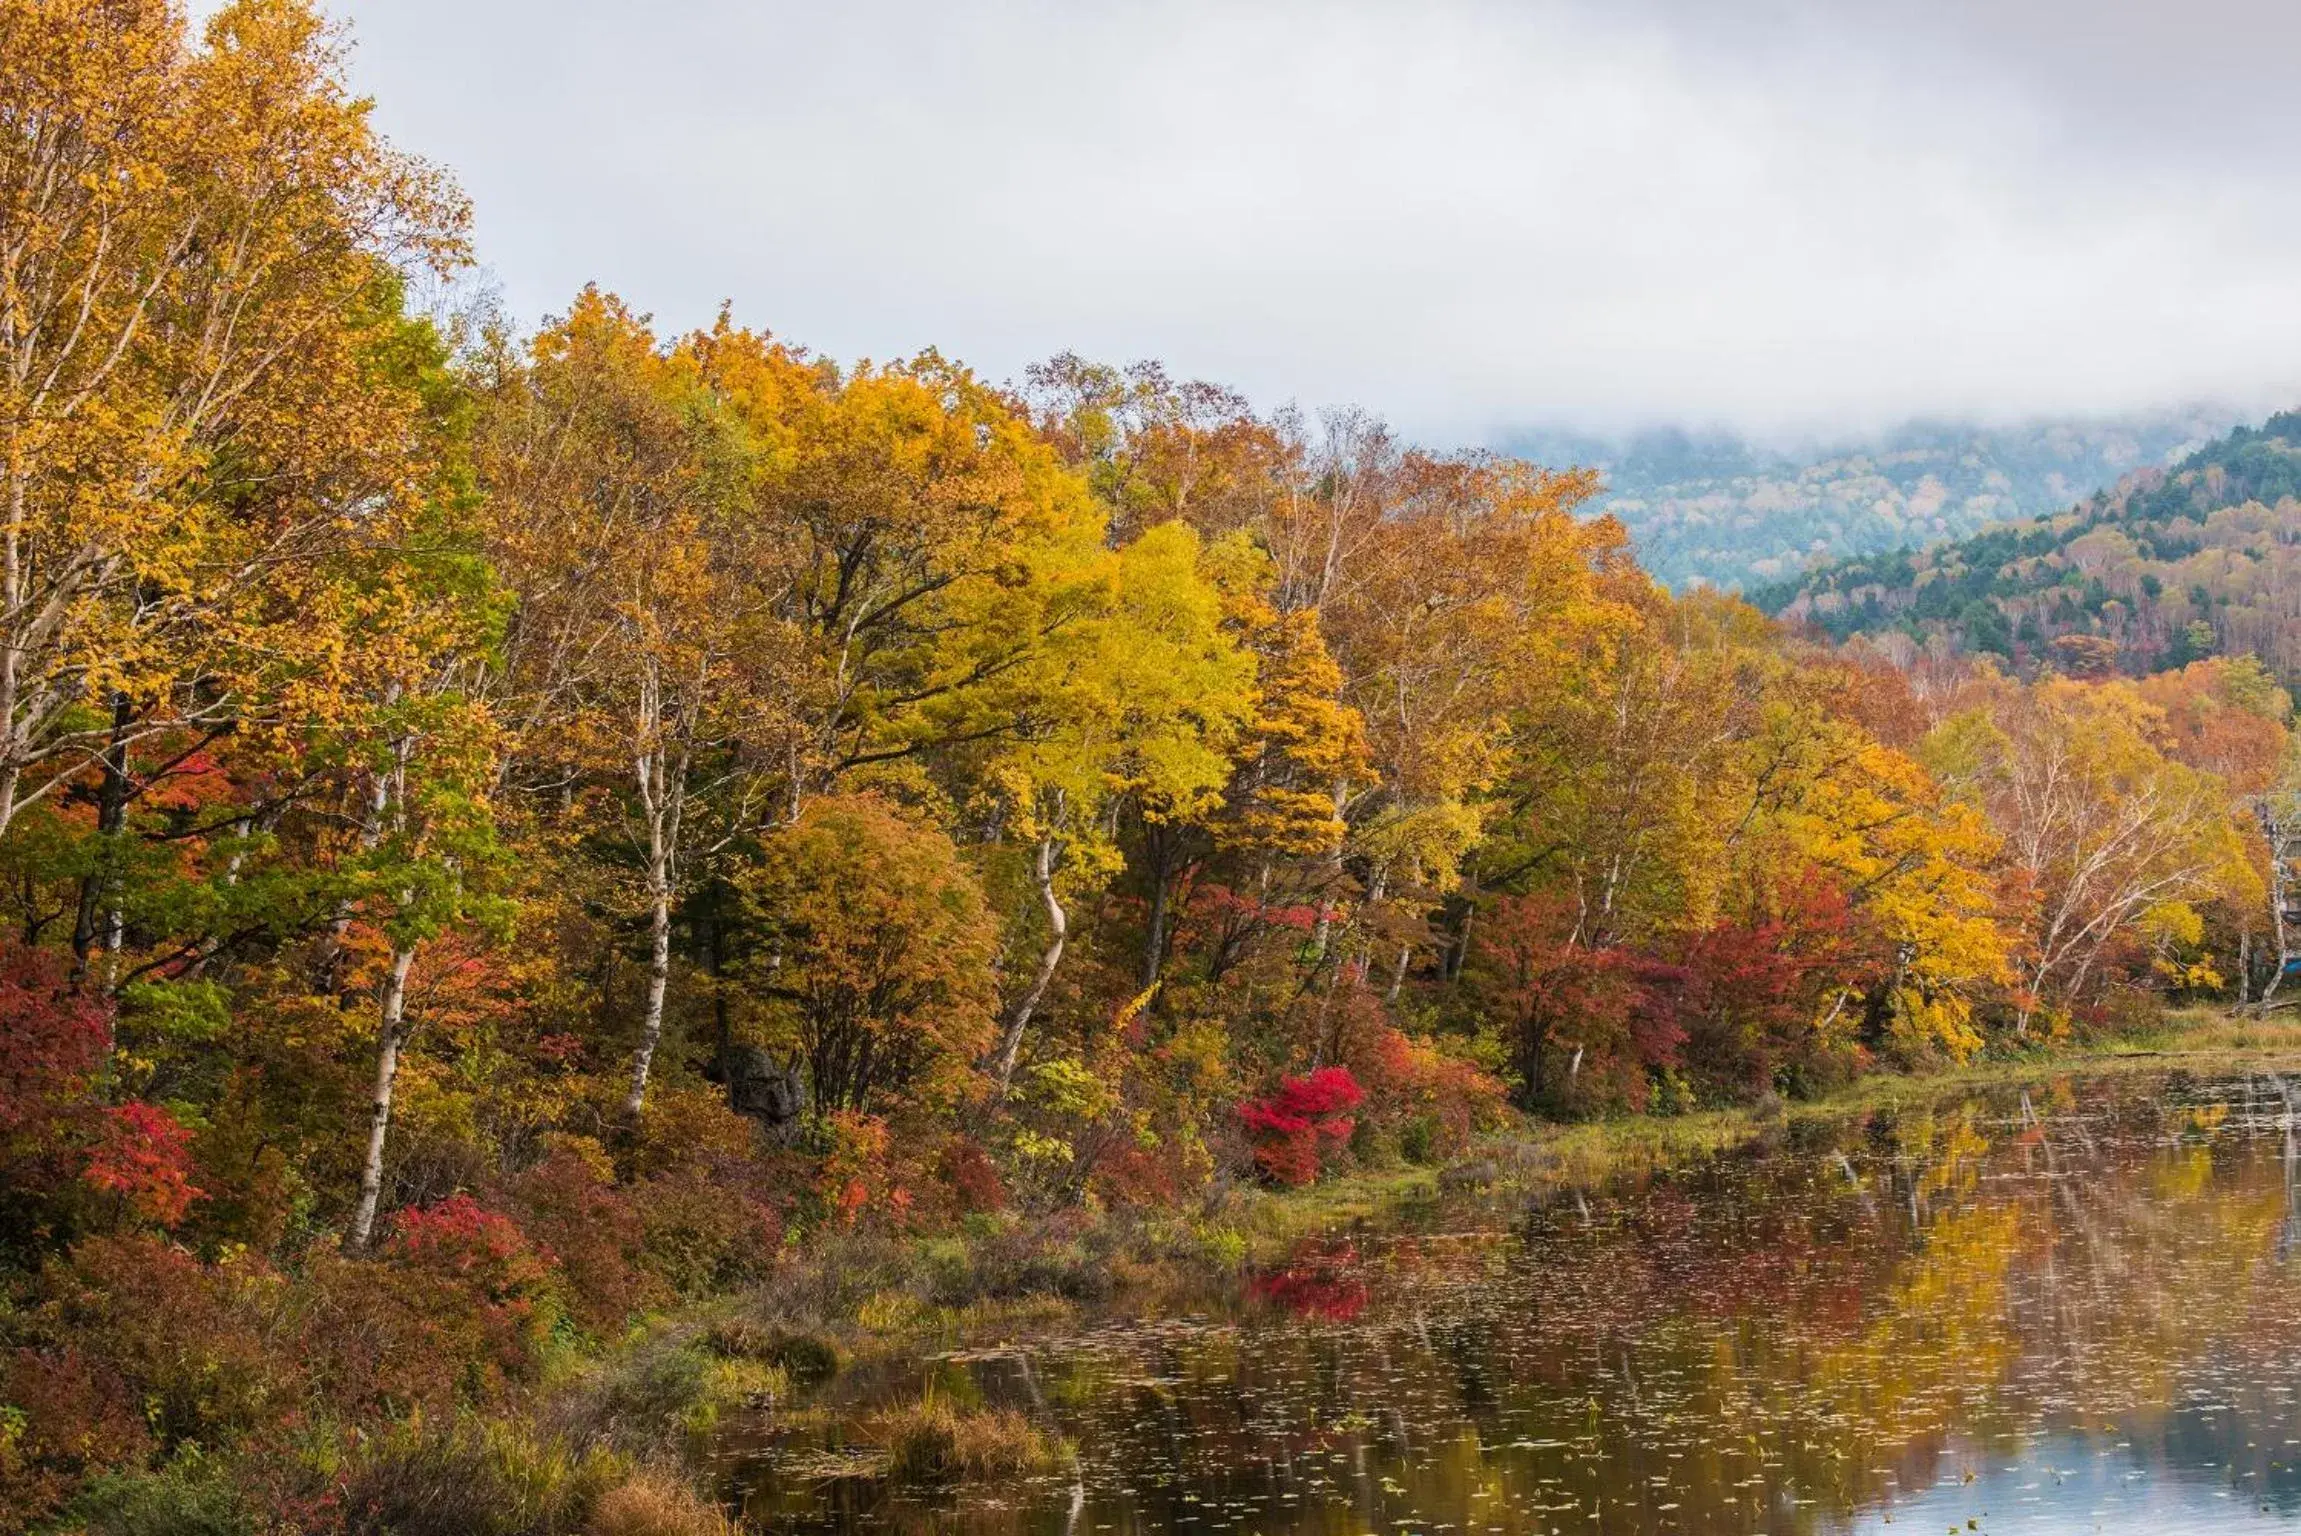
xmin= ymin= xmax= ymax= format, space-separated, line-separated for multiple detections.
xmin=738 ymin=1074 xmax=2301 ymax=1534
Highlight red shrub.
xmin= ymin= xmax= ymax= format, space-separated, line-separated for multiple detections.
xmin=633 ymin=1162 xmax=779 ymax=1298
xmin=0 ymin=1346 xmax=149 ymax=1529
xmin=1666 ymin=878 xmax=1868 ymax=1098
xmin=503 ymin=1141 xmax=656 ymax=1333
xmin=291 ymin=1246 xmax=472 ymax=1418
xmin=0 ymin=945 xmax=112 ymax=1258
xmin=1467 ymin=894 xmax=1680 ymax=1113
xmin=290 ymin=1193 xmax=565 ymax=1421
xmin=1349 ymin=1026 xmax=1508 ymax=1161
xmin=296 ymin=1193 xmax=565 ymax=1411
xmin=82 ymin=1102 xmax=202 ymax=1227
xmin=1239 ymin=1067 xmax=1364 ymax=1186
xmin=390 ymin=1193 xmax=556 ymax=1307
xmin=41 ymin=1235 xmax=277 ymax=1449
xmin=0 ymin=949 xmax=107 ymax=1133
xmin=937 ymin=1136 xmax=1008 ymax=1214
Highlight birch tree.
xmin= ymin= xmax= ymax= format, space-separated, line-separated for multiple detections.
xmin=476 ymin=290 xmax=789 ymax=1118
xmin=979 ymin=522 xmax=1254 ymax=1091
xmin=1932 ymin=677 xmax=2252 ymax=1032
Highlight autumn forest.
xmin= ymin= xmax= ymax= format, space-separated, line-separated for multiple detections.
xmin=6 ymin=3 xmax=2300 ymax=1533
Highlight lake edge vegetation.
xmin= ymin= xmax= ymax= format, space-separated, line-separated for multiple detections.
xmin=10 ymin=3 xmax=2301 ymax=1532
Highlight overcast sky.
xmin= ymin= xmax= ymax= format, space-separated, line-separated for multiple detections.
xmin=315 ymin=0 xmax=2301 ymax=441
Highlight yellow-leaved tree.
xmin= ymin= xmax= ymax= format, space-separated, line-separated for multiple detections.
xmin=976 ymin=520 xmax=1257 ymax=1092
xmin=0 ymin=0 xmax=466 ymax=836
xmin=1927 ymin=675 xmax=2255 ymax=1034
xmin=476 ymin=289 xmax=794 ymax=1117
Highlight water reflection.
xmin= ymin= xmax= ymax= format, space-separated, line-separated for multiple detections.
xmin=730 ymin=1071 xmax=2301 ymax=1532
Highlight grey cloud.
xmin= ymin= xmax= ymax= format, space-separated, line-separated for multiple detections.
xmin=323 ymin=0 xmax=2301 ymax=438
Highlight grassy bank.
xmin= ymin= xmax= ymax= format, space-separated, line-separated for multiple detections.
xmin=1426 ymin=1007 xmax=2301 ymax=1202
xmin=370 ymin=1010 xmax=2301 ymax=1529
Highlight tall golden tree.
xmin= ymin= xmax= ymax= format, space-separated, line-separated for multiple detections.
xmin=0 ymin=0 xmax=466 ymax=836
xmin=476 ymin=290 xmax=792 ymax=1117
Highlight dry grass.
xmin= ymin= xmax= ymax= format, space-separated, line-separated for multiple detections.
xmin=586 ymin=1471 xmax=738 ymax=1536
xmin=701 ymin=1315 xmax=840 ymax=1384
xmin=869 ymin=1397 xmax=1073 ymax=1485
xmin=338 ymin=1420 xmax=627 ymax=1536
xmin=2110 ymin=1005 xmax=2301 ymax=1061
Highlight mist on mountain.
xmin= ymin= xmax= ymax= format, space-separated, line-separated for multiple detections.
xmin=1503 ymin=408 xmax=2243 ymax=591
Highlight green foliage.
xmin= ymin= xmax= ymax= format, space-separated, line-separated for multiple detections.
xmin=1763 ymin=410 xmax=2301 ymax=689
xmin=65 ymin=1450 xmax=252 ymax=1536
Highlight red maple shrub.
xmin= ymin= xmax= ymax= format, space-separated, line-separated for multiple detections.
xmin=82 ymin=1102 xmax=203 ymax=1227
xmin=297 ymin=1194 xmax=565 ymax=1411
xmin=1348 ymin=1026 xmax=1507 ymax=1163
xmin=1467 ymin=895 xmax=1680 ymax=1114
xmin=1666 ymin=879 xmax=1867 ymax=1098
xmin=502 ymin=1140 xmax=656 ymax=1333
xmin=937 ymin=1136 xmax=1008 ymax=1214
xmin=0 ymin=1345 xmax=149 ymax=1527
xmin=0 ymin=944 xmax=113 ymax=1257
xmin=41 ymin=1235 xmax=276 ymax=1447
xmin=1239 ymin=1067 xmax=1364 ymax=1186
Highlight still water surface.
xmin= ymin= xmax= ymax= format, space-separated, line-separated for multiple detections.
xmin=732 ymin=1071 xmax=2301 ymax=1534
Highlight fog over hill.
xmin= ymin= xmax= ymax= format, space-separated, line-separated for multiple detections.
xmin=1751 ymin=407 xmax=2301 ymax=682
xmin=1504 ymin=408 xmax=2245 ymax=592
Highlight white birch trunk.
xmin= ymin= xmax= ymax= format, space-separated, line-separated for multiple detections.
xmin=993 ymin=834 xmax=1067 ymax=1094
xmin=348 ymin=940 xmax=418 ymax=1250
xmin=622 ymin=655 xmax=689 ymax=1118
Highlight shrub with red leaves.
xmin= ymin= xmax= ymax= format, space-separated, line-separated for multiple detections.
xmin=938 ymin=1135 xmax=1008 ymax=1214
xmin=0 ymin=947 xmax=107 ymax=1134
xmin=82 ymin=1102 xmax=202 ymax=1227
xmin=389 ymin=1193 xmax=555 ymax=1307
xmin=502 ymin=1142 xmax=655 ymax=1333
xmin=0 ymin=1344 xmax=149 ymax=1527
xmin=1348 ymin=1026 xmax=1508 ymax=1163
xmin=0 ymin=943 xmax=112 ymax=1257
xmin=1239 ymin=1067 xmax=1364 ymax=1186
xmin=350 ymin=1193 xmax=562 ymax=1403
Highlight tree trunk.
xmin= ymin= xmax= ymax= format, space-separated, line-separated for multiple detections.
xmin=623 ymin=848 xmax=674 ymax=1118
xmin=0 ymin=444 xmax=26 ymax=840
xmin=348 ymin=941 xmax=419 ymax=1250
xmin=622 ymin=681 xmax=688 ymax=1118
xmin=315 ymin=722 xmax=402 ymax=995
xmin=992 ymin=835 xmax=1066 ymax=1094
xmin=1142 ymin=860 xmax=1172 ymax=989
xmin=2262 ymin=802 xmax=2294 ymax=1011
xmin=1521 ymin=1015 xmax=1549 ymax=1103
xmin=1446 ymin=901 xmax=1475 ymax=983
xmin=1308 ymin=780 xmax=1349 ymax=962
xmin=71 ymin=693 xmax=133 ymax=999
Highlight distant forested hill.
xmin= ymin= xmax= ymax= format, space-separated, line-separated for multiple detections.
xmin=1752 ymin=409 xmax=2301 ymax=679
xmin=1504 ymin=410 xmax=2238 ymax=591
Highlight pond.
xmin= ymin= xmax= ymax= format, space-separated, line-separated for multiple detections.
xmin=727 ymin=1070 xmax=2301 ymax=1533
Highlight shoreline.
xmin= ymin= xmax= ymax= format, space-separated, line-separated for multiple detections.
xmin=1216 ymin=1008 xmax=2301 ymax=1256
xmin=551 ymin=1011 xmax=2301 ymax=1520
